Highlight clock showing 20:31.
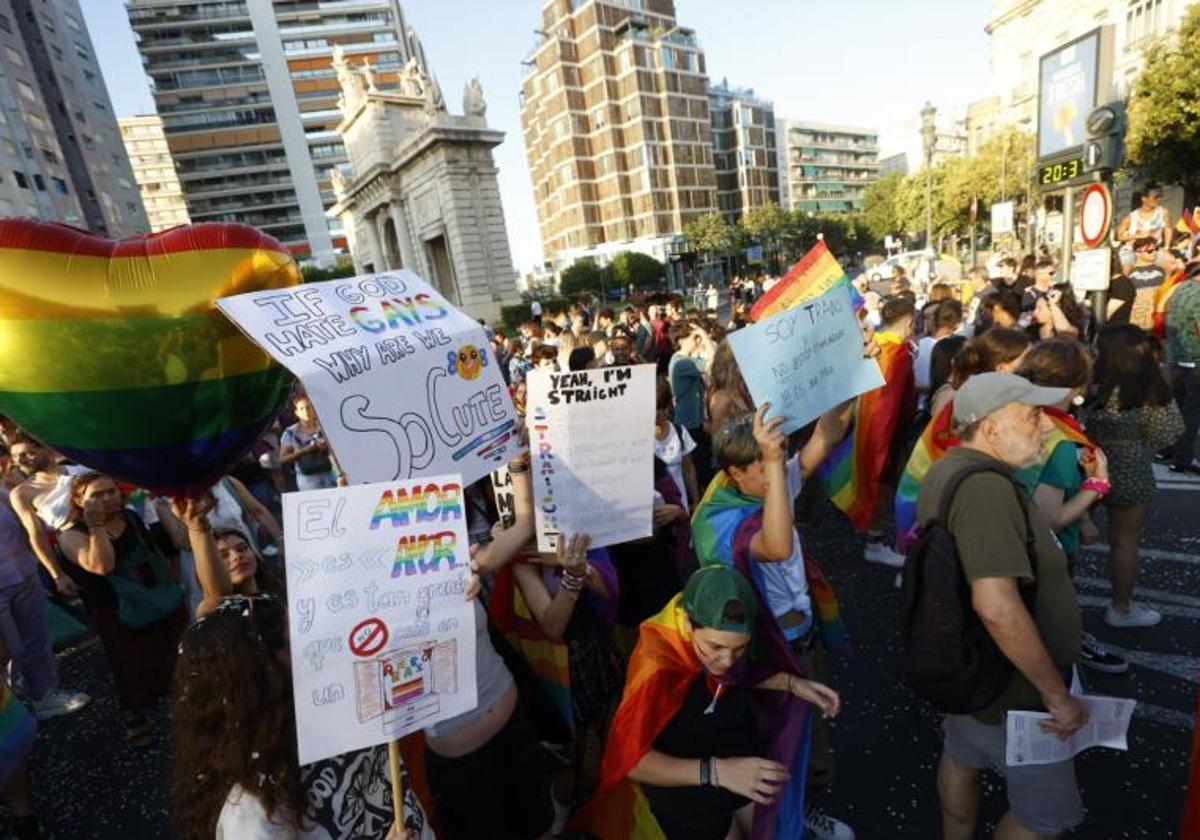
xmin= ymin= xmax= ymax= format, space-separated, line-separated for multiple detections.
xmin=1038 ymin=157 xmax=1085 ymax=186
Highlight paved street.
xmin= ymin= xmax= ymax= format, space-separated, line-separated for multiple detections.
xmin=6 ymin=465 xmax=1196 ymax=839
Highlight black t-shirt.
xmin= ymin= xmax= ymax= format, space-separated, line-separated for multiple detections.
xmin=1107 ymin=274 xmax=1136 ymax=324
xmin=1129 ymin=265 xmax=1165 ymax=288
xmin=641 ymin=676 xmax=758 ymax=840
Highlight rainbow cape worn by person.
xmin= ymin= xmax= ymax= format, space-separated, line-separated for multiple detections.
xmin=750 ymin=241 xmax=864 ymax=322
xmin=819 ymin=332 xmax=915 ymax=530
xmin=1182 ymin=683 xmax=1200 ymax=839
xmin=573 ymin=595 xmax=813 ymax=840
xmin=894 ymin=401 xmax=959 ymax=552
xmin=892 ymin=403 xmax=1093 ymax=551
xmin=1152 ymin=268 xmax=1186 ymax=340
xmin=0 ymin=684 xmax=35 ymax=788
xmin=692 ymin=471 xmax=848 ymax=654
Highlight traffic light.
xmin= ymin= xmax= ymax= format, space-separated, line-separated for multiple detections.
xmin=1084 ymin=101 xmax=1125 ymax=174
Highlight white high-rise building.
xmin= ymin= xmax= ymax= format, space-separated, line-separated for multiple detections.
xmin=128 ymin=0 xmax=429 ymax=263
xmin=118 ymin=115 xmax=190 ymax=232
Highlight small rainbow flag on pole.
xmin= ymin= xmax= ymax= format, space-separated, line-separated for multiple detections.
xmin=750 ymin=241 xmax=862 ymax=322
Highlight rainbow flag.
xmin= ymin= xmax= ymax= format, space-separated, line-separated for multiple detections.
xmin=819 ymin=332 xmax=915 ymax=531
xmin=573 ymin=595 xmax=813 ymax=840
xmin=0 ymin=685 xmax=35 ymax=787
xmin=750 ymin=241 xmax=862 ymax=322
xmin=487 ymin=564 xmax=575 ymax=734
xmin=0 ymin=220 xmax=298 ymax=493
xmin=1153 ymin=269 xmax=1186 ymax=340
xmin=1182 ymin=684 xmax=1200 ymax=839
xmin=1177 ymin=207 xmax=1199 ymax=237
xmin=894 ymin=401 xmax=959 ymax=552
xmin=692 ymin=472 xmax=848 ymax=654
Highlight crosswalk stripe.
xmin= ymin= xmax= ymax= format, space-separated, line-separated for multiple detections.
xmin=1134 ymin=702 xmax=1195 ymax=730
xmin=1153 ymin=464 xmax=1200 ymax=484
xmin=1078 ymin=594 xmax=1200 ymax=621
xmin=1082 ymin=545 xmax=1200 ymax=566
xmin=1074 ymin=575 xmax=1200 ymax=610
xmin=1155 ymin=481 xmax=1200 ymax=492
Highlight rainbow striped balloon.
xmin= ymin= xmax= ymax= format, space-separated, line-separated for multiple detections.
xmin=0 ymin=220 xmax=300 ymax=493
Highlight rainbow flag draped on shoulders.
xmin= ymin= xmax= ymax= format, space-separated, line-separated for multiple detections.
xmin=692 ymin=472 xmax=848 ymax=655
xmin=892 ymin=402 xmax=1093 ymax=551
xmin=572 ymin=595 xmax=813 ymax=840
xmin=894 ymin=401 xmax=959 ymax=552
xmin=819 ymin=332 xmax=915 ymax=530
xmin=750 ymin=241 xmax=864 ymax=322
xmin=1153 ymin=268 xmax=1186 ymax=340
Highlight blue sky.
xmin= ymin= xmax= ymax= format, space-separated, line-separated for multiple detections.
xmin=85 ymin=0 xmax=991 ymax=270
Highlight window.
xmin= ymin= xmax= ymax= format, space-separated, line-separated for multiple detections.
xmin=73 ymin=41 xmax=91 ymax=62
xmin=21 ymin=145 xmax=32 ymax=159
xmin=41 ymin=147 xmax=56 ymax=163
xmin=27 ymin=113 xmax=47 ymax=130
xmin=52 ymin=176 xmax=67 ymax=195
xmin=32 ymin=174 xmax=44 ymax=191
xmin=16 ymin=81 xmax=36 ymax=102
xmin=0 ymin=14 xmax=10 ymax=34
xmin=64 ymin=13 xmax=82 ymax=33
xmin=13 ymin=171 xmax=28 ymax=189
xmin=40 ymin=13 xmax=55 ymax=33
xmin=5 ymin=46 xmax=23 ymax=66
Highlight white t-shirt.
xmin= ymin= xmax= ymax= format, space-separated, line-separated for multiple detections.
xmin=654 ymin=423 xmax=697 ymax=510
xmin=756 ymin=456 xmax=812 ymax=642
xmin=914 ymin=335 xmax=938 ymax=391
xmin=530 ymin=300 xmax=543 ymax=317
xmin=217 ymin=785 xmax=330 ymax=839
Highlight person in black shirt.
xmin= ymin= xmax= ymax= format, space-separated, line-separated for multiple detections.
xmin=1105 ymin=250 xmax=1137 ymax=325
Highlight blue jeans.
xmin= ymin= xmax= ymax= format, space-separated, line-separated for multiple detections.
xmin=0 ymin=574 xmax=58 ymax=701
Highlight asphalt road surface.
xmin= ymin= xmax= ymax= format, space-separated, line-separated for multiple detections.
xmin=4 ymin=461 xmax=1195 ymax=839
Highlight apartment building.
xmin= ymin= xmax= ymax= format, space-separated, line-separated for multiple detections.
xmin=519 ymin=0 xmax=718 ymax=270
xmin=708 ymin=79 xmax=779 ymax=222
xmin=118 ymin=114 xmax=191 ymax=231
xmin=779 ymin=120 xmax=880 ymax=214
xmin=128 ymin=0 xmax=427 ymax=262
xmin=0 ymin=1 xmax=145 ymax=234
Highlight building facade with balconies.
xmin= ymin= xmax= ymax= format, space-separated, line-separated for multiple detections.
xmin=708 ymin=79 xmax=779 ymax=222
xmin=519 ymin=0 xmax=717 ymax=271
xmin=779 ymin=120 xmax=879 ymax=214
xmin=128 ymin=0 xmax=429 ymax=263
xmin=118 ymin=114 xmax=191 ymax=231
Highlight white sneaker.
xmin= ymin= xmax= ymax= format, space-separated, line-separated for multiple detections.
xmin=864 ymin=541 xmax=906 ymax=568
xmin=805 ymin=807 xmax=855 ymax=840
xmin=1105 ymin=602 xmax=1162 ymax=628
xmin=31 ymin=689 xmax=90 ymax=720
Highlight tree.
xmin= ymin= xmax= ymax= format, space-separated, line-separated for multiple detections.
xmin=1125 ymin=3 xmax=1200 ymax=195
xmin=558 ymin=260 xmax=604 ymax=297
xmin=682 ymin=212 xmax=733 ymax=258
xmin=862 ymin=171 xmax=905 ymax=241
xmin=742 ymin=201 xmax=787 ymax=268
xmin=609 ymin=251 xmax=664 ymax=290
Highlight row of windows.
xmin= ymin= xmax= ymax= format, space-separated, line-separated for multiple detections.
xmin=162 ymin=106 xmax=275 ymax=131
xmin=6 ymin=169 xmax=68 ymax=195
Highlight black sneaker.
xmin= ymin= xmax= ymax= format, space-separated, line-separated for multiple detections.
xmin=1154 ymin=448 xmax=1173 ymax=463
xmin=1079 ymin=632 xmax=1128 ymax=675
xmin=1170 ymin=461 xmax=1200 ymax=475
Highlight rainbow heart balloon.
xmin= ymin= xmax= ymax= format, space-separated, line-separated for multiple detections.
xmin=0 ymin=220 xmax=301 ymax=493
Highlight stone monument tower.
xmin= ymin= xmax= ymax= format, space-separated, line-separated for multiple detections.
xmin=328 ymin=47 xmax=518 ymax=323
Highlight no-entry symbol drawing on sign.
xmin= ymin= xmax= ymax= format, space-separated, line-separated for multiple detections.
xmin=350 ymin=617 xmax=389 ymax=658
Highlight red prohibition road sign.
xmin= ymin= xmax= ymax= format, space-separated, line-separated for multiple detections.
xmin=1079 ymin=183 xmax=1112 ymax=249
xmin=349 ymin=617 xmax=389 ymax=657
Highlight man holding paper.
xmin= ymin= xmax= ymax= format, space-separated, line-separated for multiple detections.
xmin=917 ymin=373 xmax=1088 ymax=840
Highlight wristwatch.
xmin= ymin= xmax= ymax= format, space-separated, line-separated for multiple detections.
xmin=700 ymin=756 xmax=712 ymax=786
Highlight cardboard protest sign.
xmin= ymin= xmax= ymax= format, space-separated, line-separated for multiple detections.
xmin=490 ymin=465 xmax=515 ymax=527
xmin=282 ymin=475 xmax=477 ymax=765
xmin=526 ymin=364 xmax=655 ymax=552
xmin=217 ymin=271 xmax=518 ymax=487
xmin=729 ymin=282 xmax=884 ymax=433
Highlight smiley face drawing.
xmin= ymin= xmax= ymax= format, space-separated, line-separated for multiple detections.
xmin=447 ymin=344 xmax=487 ymax=380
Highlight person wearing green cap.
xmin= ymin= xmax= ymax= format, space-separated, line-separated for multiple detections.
xmin=575 ymin=566 xmax=839 ymax=840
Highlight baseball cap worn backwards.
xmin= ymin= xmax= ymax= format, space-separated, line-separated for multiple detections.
xmin=953 ymin=372 xmax=1071 ymax=430
xmin=682 ymin=566 xmax=756 ymax=633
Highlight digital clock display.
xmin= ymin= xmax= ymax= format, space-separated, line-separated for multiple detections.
xmin=1038 ymin=157 xmax=1085 ymax=187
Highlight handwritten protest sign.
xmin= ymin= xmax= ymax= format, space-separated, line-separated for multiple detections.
xmin=729 ymin=282 xmax=884 ymax=434
xmin=218 ymin=271 xmax=518 ymax=487
xmin=527 ymin=364 xmax=655 ymax=552
xmin=490 ymin=465 xmax=515 ymax=527
xmin=283 ymin=475 xmax=477 ymax=765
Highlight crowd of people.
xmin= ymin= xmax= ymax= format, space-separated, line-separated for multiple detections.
xmin=1 ymin=217 xmax=1199 ymax=840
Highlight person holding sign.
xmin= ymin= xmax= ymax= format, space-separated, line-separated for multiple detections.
xmin=575 ymin=566 xmax=840 ymax=840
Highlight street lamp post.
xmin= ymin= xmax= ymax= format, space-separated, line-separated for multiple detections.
xmin=920 ymin=101 xmax=937 ymax=259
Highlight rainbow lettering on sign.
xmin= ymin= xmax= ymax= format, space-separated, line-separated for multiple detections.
xmin=369 ymin=482 xmax=463 ymax=529
xmin=531 ymin=406 xmax=559 ymax=539
xmin=391 ymin=530 xmax=460 ymax=578
xmin=348 ymin=294 xmax=448 ymax=335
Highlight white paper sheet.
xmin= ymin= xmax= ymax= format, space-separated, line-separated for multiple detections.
xmin=1005 ymin=694 xmax=1136 ymax=766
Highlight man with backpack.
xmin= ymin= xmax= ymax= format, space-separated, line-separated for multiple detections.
xmin=909 ymin=372 xmax=1088 ymax=840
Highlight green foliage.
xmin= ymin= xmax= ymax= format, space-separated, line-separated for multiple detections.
xmin=558 ymin=260 xmax=605 ymax=297
xmin=500 ymin=297 xmax=574 ymax=332
xmin=862 ymin=172 xmax=905 ymax=241
xmin=609 ymin=251 xmax=664 ymax=290
xmin=1126 ymin=3 xmax=1200 ymax=190
xmin=301 ymin=259 xmax=357 ymax=283
xmin=683 ymin=212 xmax=734 ymax=256
xmin=742 ymin=201 xmax=787 ymax=250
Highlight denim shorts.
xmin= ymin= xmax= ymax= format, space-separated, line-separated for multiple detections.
xmin=943 ymin=713 xmax=1085 ymax=834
